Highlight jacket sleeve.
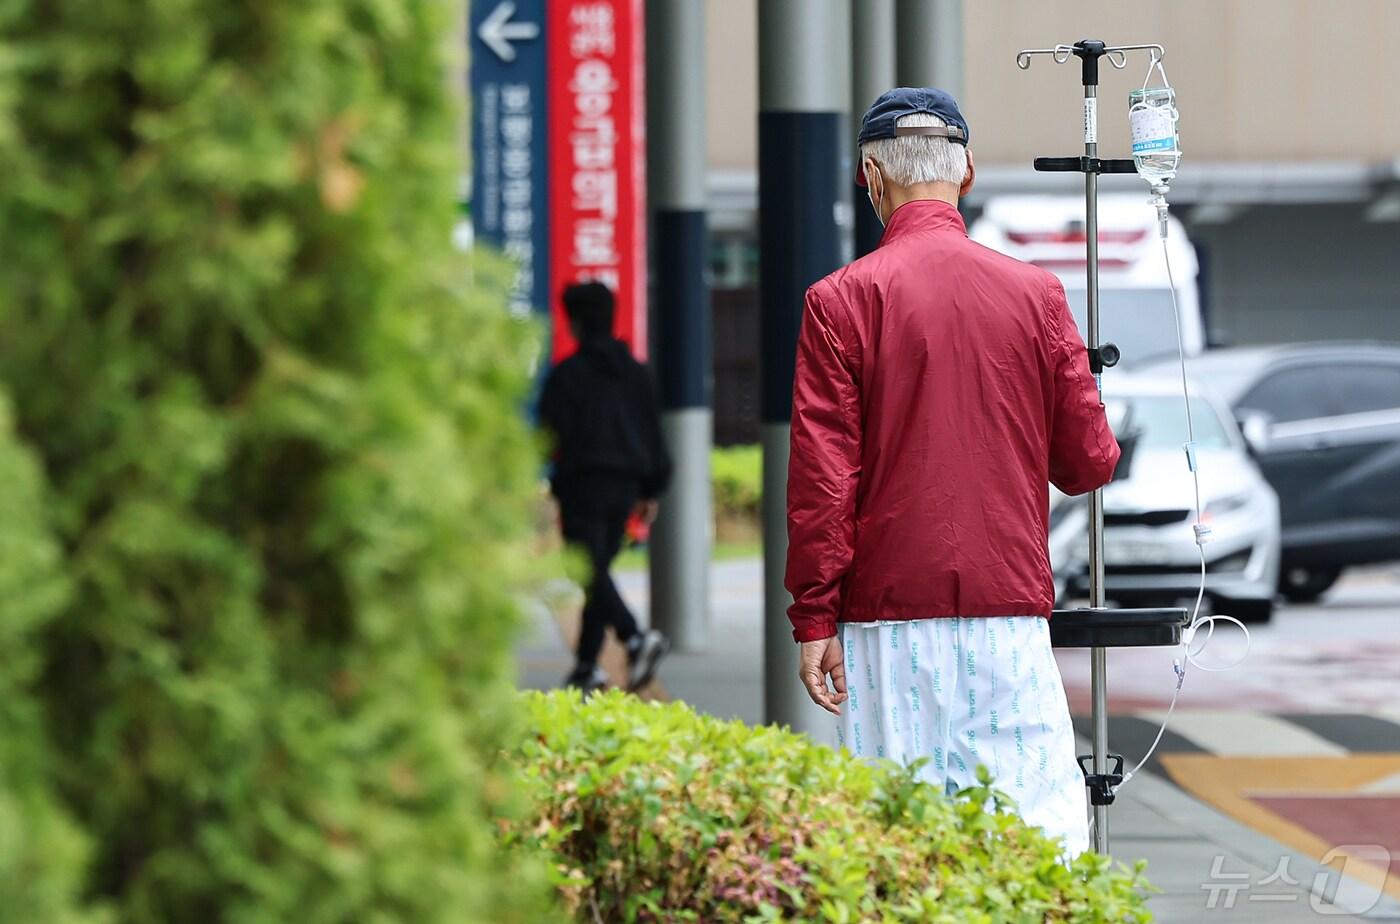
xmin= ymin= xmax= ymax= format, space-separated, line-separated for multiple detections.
xmin=1046 ymin=277 xmax=1121 ymax=495
xmin=785 ymin=283 xmax=862 ymax=643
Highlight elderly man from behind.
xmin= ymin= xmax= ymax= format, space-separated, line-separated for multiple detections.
xmin=785 ymin=88 xmax=1120 ymax=856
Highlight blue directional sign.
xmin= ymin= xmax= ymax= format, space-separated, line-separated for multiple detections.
xmin=470 ymin=0 xmax=548 ymax=320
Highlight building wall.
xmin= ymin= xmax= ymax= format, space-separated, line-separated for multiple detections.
xmin=705 ymin=0 xmax=758 ymax=172
xmin=964 ymin=0 xmax=1400 ymax=166
xmin=1186 ymin=206 xmax=1400 ymax=346
xmin=706 ymin=0 xmax=1400 ymax=171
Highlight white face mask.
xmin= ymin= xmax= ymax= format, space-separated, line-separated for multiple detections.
xmin=864 ymin=161 xmax=885 ymax=228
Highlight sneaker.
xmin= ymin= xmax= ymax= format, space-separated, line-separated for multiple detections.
xmin=626 ymin=629 xmax=671 ymax=691
xmin=563 ymin=665 xmax=609 ymax=696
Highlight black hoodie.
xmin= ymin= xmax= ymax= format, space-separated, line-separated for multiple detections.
xmin=538 ymin=336 xmax=673 ymax=499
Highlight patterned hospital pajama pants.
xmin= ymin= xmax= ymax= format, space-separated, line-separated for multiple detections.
xmin=837 ymin=616 xmax=1089 ymax=857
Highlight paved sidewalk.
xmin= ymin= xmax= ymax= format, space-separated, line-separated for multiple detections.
xmin=517 ymin=558 xmax=1400 ymax=921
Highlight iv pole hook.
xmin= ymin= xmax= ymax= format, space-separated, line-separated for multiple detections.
xmin=1016 ymin=42 xmax=1164 ymax=72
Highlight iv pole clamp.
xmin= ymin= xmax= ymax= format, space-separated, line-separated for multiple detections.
xmin=1015 ymin=39 xmax=1188 ymax=855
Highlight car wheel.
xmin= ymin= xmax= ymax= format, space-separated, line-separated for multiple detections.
xmin=1216 ymin=597 xmax=1274 ymax=624
xmin=1278 ymin=566 xmax=1342 ymax=603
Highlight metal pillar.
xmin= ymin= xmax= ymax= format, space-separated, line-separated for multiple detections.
xmin=895 ymin=0 xmax=963 ymax=98
xmin=1081 ymin=73 xmax=1112 ymax=856
xmin=759 ymin=0 xmax=849 ymax=738
xmin=852 ymin=0 xmax=896 ymax=256
xmin=647 ymin=0 xmax=712 ymax=651
xmin=1019 ymin=39 xmax=1182 ymax=857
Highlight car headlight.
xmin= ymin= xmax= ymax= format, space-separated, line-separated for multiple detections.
xmin=1203 ymin=493 xmax=1251 ymax=520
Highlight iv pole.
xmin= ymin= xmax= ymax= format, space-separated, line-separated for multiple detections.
xmin=1016 ymin=39 xmax=1187 ymax=856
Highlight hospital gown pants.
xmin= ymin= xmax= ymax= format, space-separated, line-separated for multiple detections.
xmin=837 ymin=616 xmax=1089 ymax=857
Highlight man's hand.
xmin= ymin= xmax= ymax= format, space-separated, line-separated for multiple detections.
xmin=633 ymin=499 xmax=659 ymax=526
xmin=798 ymin=637 xmax=848 ymax=716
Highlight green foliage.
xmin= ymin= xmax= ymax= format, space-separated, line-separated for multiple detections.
xmin=0 ymin=1 xmax=555 ymax=921
xmin=507 ymin=691 xmax=1152 ymax=923
xmin=0 ymin=394 xmax=102 ymax=924
xmin=711 ymin=444 xmax=762 ymax=521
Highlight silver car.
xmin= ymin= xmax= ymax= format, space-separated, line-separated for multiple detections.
xmin=1060 ymin=376 xmax=1282 ymax=623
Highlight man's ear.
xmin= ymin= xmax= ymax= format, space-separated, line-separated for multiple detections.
xmin=959 ymin=148 xmax=976 ymax=199
xmin=863 ymin=158 xmax=882 ymax=198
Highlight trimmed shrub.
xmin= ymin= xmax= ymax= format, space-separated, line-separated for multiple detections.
xmin=712 ymin=445 xmax=762 ymax=521
xmin=507 ymin=691 xmax=1151 ymax=923
xmin=711 ymin=445 xmax=761 ymax=543
xmin=0 ymin=394 xmax=99 ymax=924
xmin=0 ymin=2 xmax=555 ymax=921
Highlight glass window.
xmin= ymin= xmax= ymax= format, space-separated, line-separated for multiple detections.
xmin=1238 ymin=366 xmax=1334 ymax=423
xmin=1106 ymin=395 xmax=1232 ymax=450
xmin=1327 ymin=365 xmax=1400 ymax=417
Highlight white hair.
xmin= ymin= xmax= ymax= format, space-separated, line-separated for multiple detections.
xmin=859 ymin=112 xmax=968 ymax=186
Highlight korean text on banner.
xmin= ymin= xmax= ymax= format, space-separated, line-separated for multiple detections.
xmin=547 ymin=0 xmax=647 ymax=362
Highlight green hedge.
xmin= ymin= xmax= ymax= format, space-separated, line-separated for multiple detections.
xmin=0 ymin=2 xmax=555 ymax=921
xmin=507 ymin=691 xmax=1151 ymax=923
xmin=712 ymin=444 xmax=762 ymax=525
xmin=0 ymin=394 xmax=97 ymax=924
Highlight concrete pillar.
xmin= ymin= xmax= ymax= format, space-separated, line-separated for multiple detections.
xmin=896 ymin=0 xmax=963 ymax=99
xmin=759 ymin=0 xmax=849 ymax=739
xmin=852 ymin=0 xmax=896 ymax=256
xmin=647 ymin=0 xmax=712 ymax=651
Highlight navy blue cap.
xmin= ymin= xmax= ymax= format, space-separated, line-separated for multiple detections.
xmin=855 ymin=87 xmax=969 ymax=186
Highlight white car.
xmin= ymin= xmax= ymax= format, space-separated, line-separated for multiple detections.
xmin=1059 ymin=376 xmax=1282 ymax=623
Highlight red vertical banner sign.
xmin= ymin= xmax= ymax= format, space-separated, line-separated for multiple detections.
xmin=547 ymin=0 xmax=648 ymax=363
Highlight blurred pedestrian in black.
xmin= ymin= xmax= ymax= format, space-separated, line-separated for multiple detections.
xmin=539 ymin=282 xmax=672 ymax=694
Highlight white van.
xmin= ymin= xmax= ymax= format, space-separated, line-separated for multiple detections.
xmin=969 ymin=194 xmax=1203 ymax=365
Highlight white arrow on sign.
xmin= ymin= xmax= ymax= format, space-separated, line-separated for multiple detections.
xmin=478 ymin=1 xmax=540 ymax=63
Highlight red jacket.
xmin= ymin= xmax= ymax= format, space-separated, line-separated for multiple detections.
xmin=785 ymin=199 xmax=1120 ymax=643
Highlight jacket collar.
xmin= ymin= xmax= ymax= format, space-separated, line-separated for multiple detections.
xmin=877 ymin=198 xmax=967 ymax=247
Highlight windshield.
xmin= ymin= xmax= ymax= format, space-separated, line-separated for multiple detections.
xmin=1140 ymin=354 xmax=1266 ymax=405
xmin=1063 ymin=288 xmax=1182 ymax=367
xmin=1106 ymin=395 xmax=1232 ymax=451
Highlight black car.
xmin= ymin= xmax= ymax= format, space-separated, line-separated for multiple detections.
xmin=1142 ymin=343 xmax=1400 ymax=602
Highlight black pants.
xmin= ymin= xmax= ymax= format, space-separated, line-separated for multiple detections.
xmin=556 ymin=474 xmax=641 ymax=668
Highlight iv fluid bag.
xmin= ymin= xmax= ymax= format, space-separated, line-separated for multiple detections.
xmin=1129 ymin=86 xmax=1180 ymax=184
